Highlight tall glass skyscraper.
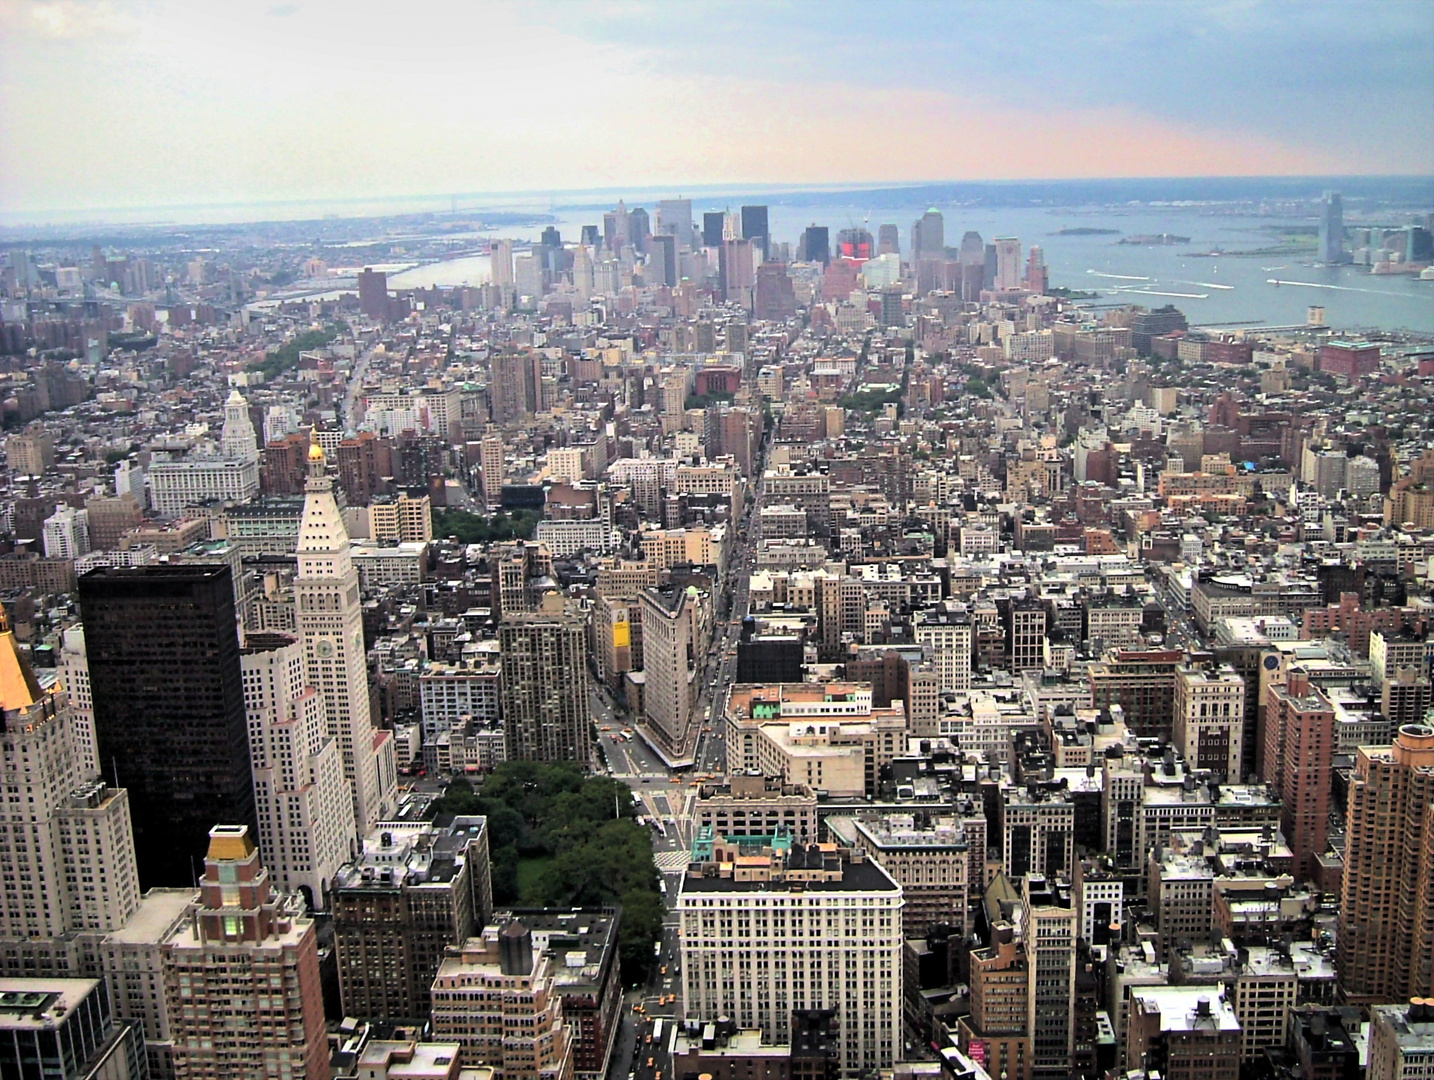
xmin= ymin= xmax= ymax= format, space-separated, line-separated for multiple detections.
xmin=78 ymin=563 xmax=256 ymax=888
xmin=1319 ymin=190 xmax=1345 ymax=264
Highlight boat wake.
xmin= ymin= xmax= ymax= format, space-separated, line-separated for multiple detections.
xmin=1266 ymin=279 xmax=1422 ymax=300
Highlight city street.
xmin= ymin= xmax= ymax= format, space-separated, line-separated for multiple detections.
xmin=599 ymin=428 xmax=769 ymax=1079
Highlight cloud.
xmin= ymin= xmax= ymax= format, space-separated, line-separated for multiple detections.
xmin=2 ymin=0 xmax=141 ymax=39
xmin=0 ymin=0 xmax=1425 ymax=219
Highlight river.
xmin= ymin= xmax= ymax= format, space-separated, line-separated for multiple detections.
xmin=386 ymin=200 xmax=1432 ymax=333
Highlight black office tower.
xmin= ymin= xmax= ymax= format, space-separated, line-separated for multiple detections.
xmin=740 ymin=205 xmax=769 ymax=261
xmin=78 ymin=564 xmax=256 ymax=889
xmin=801 ymin=225 xmax=830 ymax=267
xmin=628 ymin=207 xmax=650 ymax=254
xmin=702 ymin=211 xmax=725 ymax=248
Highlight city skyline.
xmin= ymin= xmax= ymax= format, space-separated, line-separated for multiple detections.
xmin=1 ymin=0 xmax=1431 ymax=221
xmin=0 ymin=3 xmax=1432 ymax=1075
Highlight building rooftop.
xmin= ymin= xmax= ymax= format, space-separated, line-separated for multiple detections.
xmin=681 ymin=846 xmax=899 ymax=894
xmin=0 ymin=979 xmax=101 ymax=1031
xmin=496 ymin=908 xmax=619 ymax=996
xmin=1129 ymin=986 xmax=1241 ymax=1033
xmin=1241 ymin=944 xmax=1337 ymax=982
xmin=1214 ymin=785 xmax=1281 ymax=809
xmin=1372 ymin=1001 xmax=1434 ymax=1053
xmin=334 ymin=816 xmax=487 ymax=892
xmin=356 ymin=1039 xmax=456 ymax=1074
xmin=105 ymin=888 xmax=197 ymax=944
xmin=830 ymin=813 xmax=972 ymax=851
xmin=674 ymin=1027 xmax=788 ymax=1058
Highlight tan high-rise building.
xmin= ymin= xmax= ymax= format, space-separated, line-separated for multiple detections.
xmin=489 ymin=351 xmax=543 ymax=426
xmin=492 ymin=540 xmax=555 ymax=619
xmin=1007 ymin=599 xmax=1047 ymax=674
xmin=368 ymin=491 xmax=433 ymax=543
xmin=994 ymin=237 xmax=1024 ymax=290
xmin=1089 ymin=649 xmax=1182 ymax=744
xmin=480 ymin=435 xmax=505 ymax=503
xmin=241 ymin=633 xmax=356 ymax=907
xmin=55 ymin=625 xmax=99 ymax=777
xmin=590 ymin=593 xmax=642 ymax=693
xmin=490 ymin=239 xmax=515 ymax=289
xmin=960 ymin=916 xmax=1033 ymax=1080
xmin=914 ymin=608 xmax=973 ymax=693
xmin=905 ymin=662 xmax=941 ymax=736
xmin=296 ymin=436 xmax=396 ymax=834
xmin=1370 ymin=630 xmax=1433 ymax=727
xmin=148 ymin=452 xmax=260 ymax=516
xmin=1337 ymin=723 xmax=1434 ymax=1002
xmin=6 ymin=428 xmax=55 ymax=476
xmin=331 ymin=818 xmax=492 ymax=1025
xmin=1124 ymin=987 xmax=1242 ymax=1080
xmin=500 ymin=604 xmax=592 ymax=764
xmin=640 ymin=585 xmax=706 ymax=758
xmin=1174 ymin=664 xmax=1246 ymax=782
xmin=678 ymin=836 xmax=903 ymax=1076
xmin=827 ymin=813 xmax=971 ymax=941
xmin=221 ymin=389 xmax=259 ymax=462
xmin=1000 ymin=785 xmax=1074 ymax=881
xmin=162 ymin=825 xmax=330 ymax=1080
xmin=429 ymin=922 xmax=574 ymax=1080
xmin=1024 ymin=876 xmax=1078 ymax=1080
xmin=0 ymin=612 xmax=140 ymax=939
xmin=85 ymin=493 xmax=144 ymax=552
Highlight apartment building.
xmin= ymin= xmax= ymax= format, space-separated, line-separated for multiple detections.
xmin=678 ymin=836 xmax=902 ymax=1076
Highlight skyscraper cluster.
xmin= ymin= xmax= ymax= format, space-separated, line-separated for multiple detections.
xmin=0 ymin=178 xmax=1432 ymax=1080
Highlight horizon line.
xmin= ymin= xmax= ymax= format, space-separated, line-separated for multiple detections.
xmin=3 ymin=172 xmax=1430 ymax=234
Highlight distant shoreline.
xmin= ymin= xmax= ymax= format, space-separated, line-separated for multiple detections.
xmin=5 ymin=174 xmax=1431 ymax=235
xmin=1119 ymin=234 xmax=1191 ymax=245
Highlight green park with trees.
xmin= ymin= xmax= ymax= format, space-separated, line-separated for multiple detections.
xmin=432 ymin=507 xmax=541 ymax=544
xmin=427 ymin=761 xmax=665 ymax=984
xmin=249 ymin=325 xmax=343 ymax=381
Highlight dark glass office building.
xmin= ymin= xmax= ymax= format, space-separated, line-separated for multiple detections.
xmin=702 ymin=211 xmax=725 ymax=248
xmin=801 ymin=225 xmax=830 ymax=267
xmin=740 ymin=205 xmax=769 ymax=261
xmin=0 ymin=979 xmax=146 ymax=1080
xmin=78 ymin=564 xmax=256 ymax=889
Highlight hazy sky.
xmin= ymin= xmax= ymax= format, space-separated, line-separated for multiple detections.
xmin=1 ymin=0 xmax=1430 ymax=219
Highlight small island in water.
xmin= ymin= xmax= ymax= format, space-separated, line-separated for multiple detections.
xmin=1119 ymin=233 xmax=1191 ymax=245
xmin=1052 ymin=227 xmax=1121 ymax=236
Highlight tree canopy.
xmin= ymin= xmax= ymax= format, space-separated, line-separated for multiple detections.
xmin=250 ymin=326 xmax=340 ymax=381
xmin=684 ymin=390 xmax=735 ymax=410
xmin=428 ymin=761 xmax=663 ymax=984
xmin=840 ymin=386 xmax=904 ymax=415
xmin=433 ymin=508 xmax=540 ymax=544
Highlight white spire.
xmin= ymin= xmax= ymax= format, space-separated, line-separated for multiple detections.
xmin=297 ymin=436 xmax=351 ymax=569
xmin=221 ymin=390 xmax=258 ymax=462
xmin=295 ymin=430 xmax=392 ymax=832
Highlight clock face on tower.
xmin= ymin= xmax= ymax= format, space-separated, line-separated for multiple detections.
xmin=315 ymin=639 xmax=335 ymax=659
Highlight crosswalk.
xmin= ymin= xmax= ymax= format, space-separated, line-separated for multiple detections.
xmin=655 ymin=850 xmax=690 ymax=872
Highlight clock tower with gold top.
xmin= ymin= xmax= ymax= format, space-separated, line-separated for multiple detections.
xmin=296 ymin=433 xmax=397 ymax=834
